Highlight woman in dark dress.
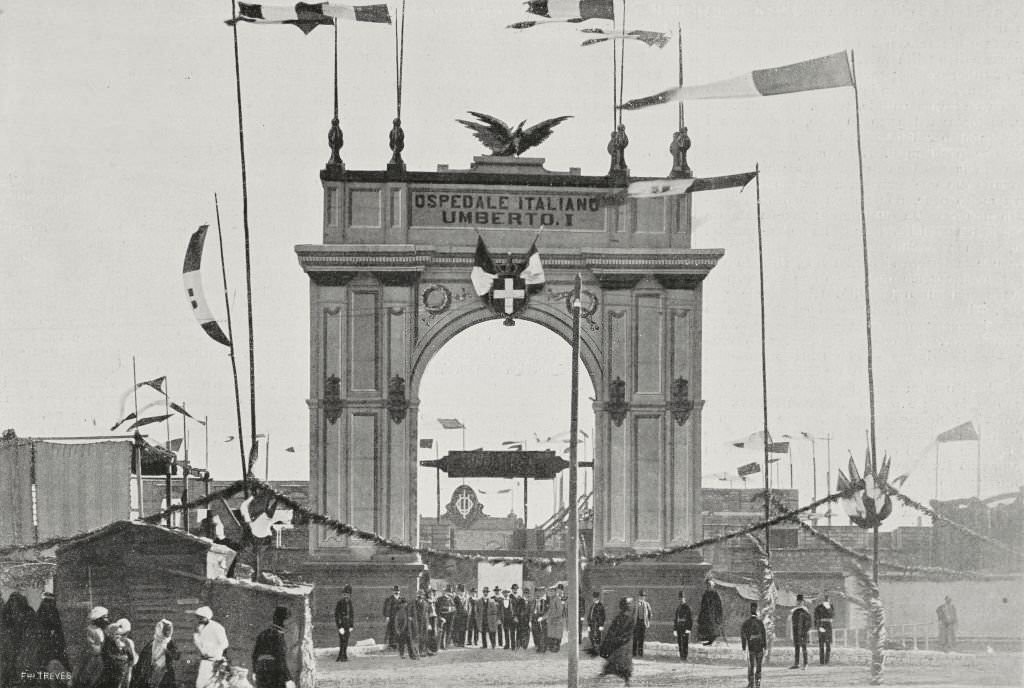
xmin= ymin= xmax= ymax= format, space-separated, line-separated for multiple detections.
xmin=18 ymin=593 xmax=69 ymax=685
xmin=598 ymin=598 xmax=636 ymax=686
xmin=1 ymin=592 xmax=37 ymax=686
xmin=130 ymin=620 xmax=177 ymax=688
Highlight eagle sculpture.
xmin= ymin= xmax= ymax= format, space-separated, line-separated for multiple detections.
xmin=457 ymin=111 xmax=572 ymax=157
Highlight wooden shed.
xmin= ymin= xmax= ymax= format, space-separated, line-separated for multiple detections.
xmin=55 ymin=520 xmax=314 ymax=687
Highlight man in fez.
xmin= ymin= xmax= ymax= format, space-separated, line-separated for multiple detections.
xmin=334 ymin=585 xmax=354 ymax=662
xmin=382 ymin=586 xmax=402 ymax=651
xmin=673 ymin=591 xmax=693 ymax=661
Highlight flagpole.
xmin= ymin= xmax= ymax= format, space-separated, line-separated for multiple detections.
xmin=754 ymin=165 xmax=771 ymax=557
xmin=617 ymin=0 xmax=627 ymax=121
xmin=567 ymin=273 xmax=582 ymax=688
xmin=214 ymin=193 xmax=249 ymax=497
xmin=163 ymin=379 xmax=173 ymax=527
xmin=132 ymin=357 xmax=144 ymax=519
xmin=182 ymin=403 xmax=190 ymax=532
xmin=229 ymin=0 xmax=259 ymax=485
xmin=976 ymin=425 xmax=981 ymax=499
xmin=677 ymin=23 xmax=684 ymax=131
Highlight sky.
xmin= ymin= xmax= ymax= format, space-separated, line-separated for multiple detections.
xmin=2 ymin=1 xmax=1022 ymax=529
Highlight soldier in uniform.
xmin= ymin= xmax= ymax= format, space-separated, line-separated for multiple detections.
xmin=452 ymin=584 xmax=468 ymax=647
xmin=334 ymin=585 xmax=354 ymax=662
xmin=382 ymin=586 xmax=403 ymax=651
xmin=425 ymin=589 xmax=439 ymax=654
xmin=813 ymin=593 xmax=834 ymax=664
xmin=741 ymin=603 xmax=767 ymax=688
xmin=789 ymin=594 xmax=812 ymax=669
xmin=587 ymin=591 xmax=605 ymax=652
xmin=672 ymin=591 xmax=693 ymax=661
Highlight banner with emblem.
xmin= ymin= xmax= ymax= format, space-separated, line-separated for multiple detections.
xmin=470 ymin=236 xmax=546 ymax=325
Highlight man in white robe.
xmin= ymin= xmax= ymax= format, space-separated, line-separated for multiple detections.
xmin=192 ymin=606 xmax=229 ymax=688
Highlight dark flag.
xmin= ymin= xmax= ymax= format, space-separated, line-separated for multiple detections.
xmin=509 ymin=0 xmax=613 ymax=29
xmin=183 ymin=226 xmax=232 ymax=347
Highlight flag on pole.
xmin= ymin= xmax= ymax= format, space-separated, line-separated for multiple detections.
xmin=508 ymin=0 xmax=613 ymax=29
xmin=620 ymin=51 xmax=853 ymax=110
xmin=936 ymin=421 xmax=979 ymax=443
xmin=228 ymin=2 xmax=392 ymax=34
xmin=164 ymin=438 xmax=184 ymax=452
xmin=438 ymin=418 xmax=465 ymax=430
xmin=169 ymin=402 xmax=206 ymax=425
xmin=627 ymin=177 xmax=695 ymax=199
xmin=470 ymin=236 xmax=498 ymax=297
xmin=580 ymin=28 xmax=670 ymax=48
xmin=419 ymin=438 xmax=435 ymax=449
xmin=519 ymin=241 xmax=546 ymax=294
xmin=183 ymin=226 xmax=232 ymax=347
xmin=285 ymin=446 xmax=296 ymax=453
xmin=126 ymin=414 xmax=174 ymax=431
xmin=767 ymin=441 xmax=790 ymax=454
xmin=737 ymin=461 xmax=761 ymax=477
xmin=137 ymin=376 xmax=167 ymax=394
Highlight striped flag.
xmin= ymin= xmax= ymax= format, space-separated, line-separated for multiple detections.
xmin=183 ymin=226 xmax=231 ymax=347
xmin=470 ymin=236 xmax=498 ymax=297
xmin=509 ymin=0 xmax=613 ymax=29
xmin=620 ymin=51 xmax=853 ymax=110
xmin=518 ymin=241 xmax=545 ymax=294
xmin=228 ymin=2 xmax=391 ymax=34
xmin=936 ymin=421 xmax=979 ymax=443
xmin=580 ymin=28 xmax=670 ymax=48
xmin=627 ymin=177 xmax=695 ymax=199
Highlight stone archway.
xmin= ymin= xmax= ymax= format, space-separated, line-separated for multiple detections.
xmin=295 ymin=156 xmax=741 ymax=641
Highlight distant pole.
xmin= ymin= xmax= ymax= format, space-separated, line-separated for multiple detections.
xmin=163 ymin=379 xmax=172 ymax=527
xmin=132 ymin=357 xmax=144 ymax=518
xmin=214 ymin=193 xmax=248 ymax=497
xmin=228 ymin=0 xmax=259 ymax=483
xmin=435 ymin=442 xmax=440 ymax=522
xmin=825 ymin=433 xmax=832 ymax=526
xmin=976 ymin=425 xmax=982 ymax=499
xmin=754 ymin=165 xmax=771 ymax=557
xmin=934 ymin=444 xmax=940 ymax=502
xmin=182 ymin=403 xmax=189 ymax=532
xmin=567 ymin=272 xmax=582 ymax=688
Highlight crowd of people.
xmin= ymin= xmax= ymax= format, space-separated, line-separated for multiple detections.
xmin=0 ymin=591 xmax=301 ymax=688
xmin=358 ymin=582 xmax=574 ymax=661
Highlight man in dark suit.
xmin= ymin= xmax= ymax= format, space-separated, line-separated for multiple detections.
xmin=741 ymin=602 xmax=767 ymax=688
xmin=436 ymin=585 xmax=455 ymax=650
xmin=587 ymin=591 xmax=605 ymax=652
xmin=530 ymin=586 xmax=548 ymax=653
xmin=789 ymin=593 xmax=812 ymax=669
xmin=632 ymin=589 xmax=652 ymax=657
xmin=813 ymin=593 xmax=834 ymax=665
xmin=480 ymin=587 xmax=499 ymax=649
xmin=517 ymin=588 xmax=532 ymax=649
xmin=382 ymin=585 xmax=403 ymax=651
xmin=334 ymin=584 xmax=355 ymax=661
xmin=501 ymin=588 xmax=518 ymax=650
xmin=673 ymin=590 xmax=693 ymax=661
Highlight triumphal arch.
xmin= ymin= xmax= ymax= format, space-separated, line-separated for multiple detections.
xmin=296 ymin=150 xmax=748 ymax=637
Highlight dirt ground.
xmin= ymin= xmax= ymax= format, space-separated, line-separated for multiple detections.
xmin=313 ymin=643 xmax=1024 ymax=687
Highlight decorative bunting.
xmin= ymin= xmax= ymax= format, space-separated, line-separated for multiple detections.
xmin=228 ymin=2 xmax=392 ymax=34
xmin=183 ymin=226 xmax=232 ymax=347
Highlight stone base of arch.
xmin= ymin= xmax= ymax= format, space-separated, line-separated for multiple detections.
xmin=586 ymin=555 xmax=711 ymax=644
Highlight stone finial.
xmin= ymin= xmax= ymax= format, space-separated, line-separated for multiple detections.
xmin=607 ymin=123 xmax=629 ymax=177
xmin=388 ymin=117 xmax=406 ymax=172
xmin=670 ymin=127 xmax=693 ymax=179
xmin=327 ymin=117 xmax=344 ymax=169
